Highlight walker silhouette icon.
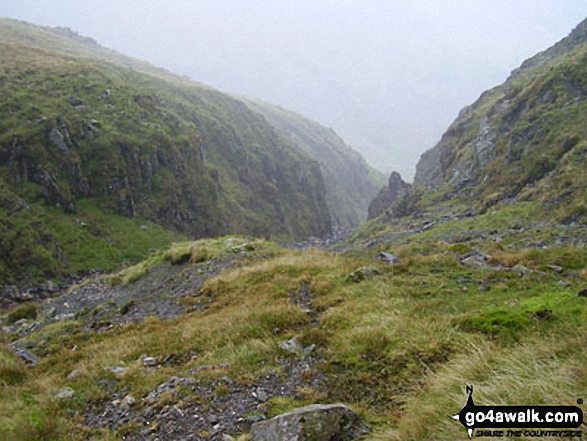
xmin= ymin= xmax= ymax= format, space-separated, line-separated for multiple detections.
xmin=451 ymin=385 xmax=476 ymax=438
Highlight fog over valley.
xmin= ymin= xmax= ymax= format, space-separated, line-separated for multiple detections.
xmin=1 ymin=0 xmax=586 ymax=179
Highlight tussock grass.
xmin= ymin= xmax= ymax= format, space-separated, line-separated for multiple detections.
xmin=1 ymin=233 xmax=586 ymax=439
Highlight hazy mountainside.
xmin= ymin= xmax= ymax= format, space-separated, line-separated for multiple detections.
xmin=2 ymin=17 xmax=587 ymax=441
xmin=0 ymin=18 xmax=194 ymax=87
xmin=0 ymin=18 xmax=335 ymax=288
xmin=370 ymin=17 xmax=587 ymax=222
xmin=242 ymin=98 xmax=385 ymax=227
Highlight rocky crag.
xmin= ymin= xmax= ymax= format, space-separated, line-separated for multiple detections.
xmin=373 ymin=17 xmax=587 ymax=223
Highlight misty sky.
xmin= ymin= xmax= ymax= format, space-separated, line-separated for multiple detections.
xmin=2 ymin=1 xmax=586 ymax=180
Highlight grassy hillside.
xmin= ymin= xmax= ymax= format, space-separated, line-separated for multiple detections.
xmin=0 ymin=19 xmax=334 ymax=288
xmin=1 ymin=222 xmax=586 ymax=439
xmin=242 ymin=99 xmax=385 ymax=227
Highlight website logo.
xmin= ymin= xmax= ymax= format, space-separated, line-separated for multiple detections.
xmin=451 ymin=385 xmax=583 ymax=438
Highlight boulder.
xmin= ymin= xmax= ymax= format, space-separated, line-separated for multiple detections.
xmin=55 ymin=387 xmax=75 ymax=399
xmin=250 ymin=403 xmax=371 ymax=441
xmin=143 ymin=356 xmax=158 ymax=367
xmin=512 ymin=264 xmax=532 ymax=277
xmin=279 ymin=337 xmax=303 ymax=355
xmin=377 ymin=252 xmax=400 ymax=265
xmin=346 ymin=266 xmax=381 ymax=283
xmin=460 ymin=252 xmax=492 ymax=269
xmin=13 ymin=348 xmax=40 ymax=365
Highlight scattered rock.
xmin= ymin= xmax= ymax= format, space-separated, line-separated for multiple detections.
xmin=250 ymin=403 xmax=371 ymax=441
xmin=68 ymin=96 xmax=83 ymax=107
xmin=14 ymin=339 xmax=36 ymax=349
xmin=12 ymin=348 xmax=40 ymax=365
xmin=577 ymin=289 xmax=587 ymax=297
xmin=38 ymin=281 xmax=58 ymax=293
xmin=56 ymin=387 xmax=75 ymax=399
xmin=512 ymin=264 xmax=532 ymax=277
xmin=67 ymin=369 xmax=82 ymax=380
xmin=303 ymin=344 xmax=316 ymax=356
xmin=377 ymin=252 xmax=400 ymax=265
xmin=253 ymin=388 xmax=270 ymax=403
xmin=121 ymin=394 xmax=136 ymax=410
xmin=547 ymin=265 xmax=564 ymax=274
xmin=280 ymin=337 xmax=303 ymax=355
xmin=110 ymin=366 xmax=128 ymax=377
xmin=140 ymin=224 xmax=149 ymax=231
xmin=460 ymin=252 xmax=493 ymax=269
xmin=101 ymin=89 xmax=111 ymax=100
xmin=346 ymin=266 xmax=381 ymax=283
xmin=222 ymin=435 xmax=235 ymax=441
xmin=88 ymin=118 xmax=100 ymax=128
xmin=143 ymin=356 xmax=158 ymax=367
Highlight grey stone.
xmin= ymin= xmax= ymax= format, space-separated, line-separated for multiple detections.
xmin=377 ymin=252 xmax=400 ymax=265
xmin=13 ymin=349 xmax=40 ymax=365
xmin=280 ymin=337 xmax=303 ymax=355
xmin=512 ymin=264 xmax=532 ymax=276
xmin=346 ymin=266 xmax=381 ymax=283
xmin=250 ymin=403 xmax=371 ymax=441
xmin=110 ymin=366 xmax=128 ymax=377
xmin=38 ymin=281 xmax=58 ymax=293
xmin=56 ymin=387 xmax=75 ymax=399
xmin=14 ymin=339 xmax=36 ymax=349
xmin=460 ymin=252 xmax=493 ymax=269
xmin=143 ymin=356 xmax=158 ymax=367
xmin=67 ymin=369 xmax=81 ymax=380
xmin=1 ymin=285 xmax=20 ymax=301
xmin=254 ymin=388 xmax=270 ymax=403
xmin=121 ymin=394 xmax=136 ymax=410
xmin=303 ymin=344 xmax=316 ymax=356
xmin=48 ymin=127 xmax=68 ymax=152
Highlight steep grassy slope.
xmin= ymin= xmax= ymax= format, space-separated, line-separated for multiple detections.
xmin=0 ymin=19 xmax=333 ymax=288
xmin=242 ymin=99 xmax=385 ymax=227
xmin=0 ymin=18 xmax=194 ymax=86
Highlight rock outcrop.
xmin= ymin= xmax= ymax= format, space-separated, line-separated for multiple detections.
xmin=242 ymin=98 xmax=384 ymax=227
xmin=0 ymin=19 xmax=348 ymax=287
xmin=250 ymin=403 xmax=371 ymax=441
xmin=368 ymin=171 xmax=412 ymax=219
xmin=406 ymin=16 xmax=587 ymax=220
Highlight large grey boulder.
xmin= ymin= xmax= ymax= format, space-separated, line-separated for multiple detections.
xmin=250 ymin=403 xmax=371 ymax=441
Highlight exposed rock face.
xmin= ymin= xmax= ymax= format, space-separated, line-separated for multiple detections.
xmin=368 ymin=171 xmax=412 ymax=219
xmin=0 ymin=29 xmax=333 ymax=244
xmin=408 ymin=16 xmax=587 ymax=219
xmin=250 ymin=403 xmax=371 ymax=441
xmin=242 ymin=98 xmax=384 ymax=227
